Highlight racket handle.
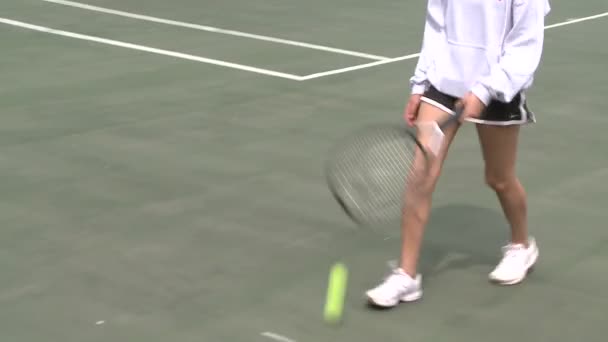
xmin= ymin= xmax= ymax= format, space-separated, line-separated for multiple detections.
xmin=417 ymin=121 xmax=445 ymax=156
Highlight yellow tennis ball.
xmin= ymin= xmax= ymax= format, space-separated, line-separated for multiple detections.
xmin=323 ymin=262 xmax=348 ymax=324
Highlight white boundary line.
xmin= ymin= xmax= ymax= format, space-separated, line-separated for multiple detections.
xmin=2 ymin=11 xmax=606 ymax=81
xmin=544 ymin=11 xmax=608 ymax=29
xmin=261 ymin=332 xmax=296 ymax=342
xmin=300 ymin=11 xmax=608 ymax=80
xmin=41 ymin=0 xmax=390 ymax=61
xmin=0 ymin=18 xmax=304 ymax=81
xmin=299 ymin=53 xmax=420 ymax=80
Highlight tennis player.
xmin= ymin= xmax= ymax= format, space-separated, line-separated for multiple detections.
xmin=367 ymin=0 xmax=551 ymax=307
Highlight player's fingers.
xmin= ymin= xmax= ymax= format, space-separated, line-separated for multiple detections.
xmin=405 ymin=111 xmax=417 ymax=126
xmin=404 ymin=102 xmax=420 ymax=126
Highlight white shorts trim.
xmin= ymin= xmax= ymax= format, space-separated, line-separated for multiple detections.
xmin=421 ymin=92 xmax=535 ymax=126
xmin=420 ymin=96 xmax=454 ymax=115
xmin=464 ymin=118 xmax=529 ymax=125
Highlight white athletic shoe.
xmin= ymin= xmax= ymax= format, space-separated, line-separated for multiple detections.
xmin=366 ymin=268 xmax=423 ymax=308
xmin=489 ymin=237 xmax=539 ymax=285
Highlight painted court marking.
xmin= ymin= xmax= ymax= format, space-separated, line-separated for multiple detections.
xmin=299 ymin=52 xmax=421 ymax=80
xmin=544 ymin=11 xmax=608 ymax=29
xmin=261 ymin=332 xmax=296 ymax=342
xmin=0 ymin=18 xmax=303 ymax=81
xmin=1 ymin=10 xmax=607 ymax=80
xmin=41 ymin=0 xmax=390 ymax=61
xmin=301 ymin=11 xmax=608 ymax=80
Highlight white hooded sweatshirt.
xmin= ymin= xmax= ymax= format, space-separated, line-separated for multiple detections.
xmin=410 ymin=0 xmax=551 ymax=105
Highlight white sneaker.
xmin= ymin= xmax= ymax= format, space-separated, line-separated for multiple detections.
xmin=489 ymin=237 xmax=539 ymax=285
xmin=366 ymin=268 xmax=423 ymax=307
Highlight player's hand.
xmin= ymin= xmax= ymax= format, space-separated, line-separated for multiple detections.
xmin=457 ymin=92 xmax=486 ymax=121
xmin=404 ymin=94 xmax=422 ymax=127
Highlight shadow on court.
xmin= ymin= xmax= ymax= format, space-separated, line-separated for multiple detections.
xmin=418 ymin=203 xmax=509 ymax=280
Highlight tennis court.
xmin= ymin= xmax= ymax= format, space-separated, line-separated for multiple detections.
xmin=1 ymin=0 xmax=607 ymax=341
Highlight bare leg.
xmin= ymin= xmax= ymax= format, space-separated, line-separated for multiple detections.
xmin=476 ymin=124 xmax=528 ymax=245
xmin=399 ymin=103 xmax=461 ymax=277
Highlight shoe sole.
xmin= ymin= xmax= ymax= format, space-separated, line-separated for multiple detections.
xmin=489 ymin=247 xmax=539 ymax=286
xmin=400 ymin=289 xmax=423 ymax=302
xmin=366 ymin=289 xmax=423 ymax=308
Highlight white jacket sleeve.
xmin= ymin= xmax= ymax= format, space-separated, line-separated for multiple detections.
xmin=410 ymin=0 xmax=445 ymax=95
xmin=471 ymin=0 xmax=550 ymax=105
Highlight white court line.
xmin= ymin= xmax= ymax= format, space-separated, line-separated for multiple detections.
xmin=41 ymin=0 xmax=390 ymax=61
xmin=544 ymin=11 xmax=608 ymax=29
xmin=261 ymin=332 xmax=297 ymax=342
xmin=0 ymin=18 xmax=304 ymax=81
xmin=301 ymin=11 xmax=608 ymax=80
xmin=299 ymin=52 xmax=420 ymax=80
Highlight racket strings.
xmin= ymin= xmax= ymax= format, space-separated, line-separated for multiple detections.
xmin=326 ymin=125 xmax=425 ymax=224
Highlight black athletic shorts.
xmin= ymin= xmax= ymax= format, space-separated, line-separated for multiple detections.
xmin=421 ymin=85 xmax=536 ymax=125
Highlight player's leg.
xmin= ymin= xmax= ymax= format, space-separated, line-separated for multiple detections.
xmin=399 ymin=100 xmax=459 ymax=278
xmin=472 ymin=95 xmax=538 ymax=285
xmin=366 ymin=87 xmax=461 ymax=307
xmin=477 ymin=124 xmax=529 ymax=243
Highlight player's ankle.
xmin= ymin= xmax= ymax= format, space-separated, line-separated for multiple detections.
xmin=510 ymin=235 xmax=529 ymax=247
xmin=397 ymin=265 xmax=417 ymax=278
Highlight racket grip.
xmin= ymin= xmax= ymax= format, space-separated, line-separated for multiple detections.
xmin=427 ymin=124 xmax=445 ymax=156
xmin=417 ymin=121 xmax=445 ymax=156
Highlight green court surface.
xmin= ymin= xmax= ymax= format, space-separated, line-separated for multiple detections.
xmin=1 ymin=0 xmax=607 ymax=341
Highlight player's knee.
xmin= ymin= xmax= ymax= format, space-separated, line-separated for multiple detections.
xmin=485 ymin=174 xmax=515 ymax=193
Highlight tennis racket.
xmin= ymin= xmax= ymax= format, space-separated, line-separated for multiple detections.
xmin=325 ymin=106 xmax=464 ymax=227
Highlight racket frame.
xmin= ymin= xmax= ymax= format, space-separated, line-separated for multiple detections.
xmin=325 ymin=107 xmax=464 ymax=226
